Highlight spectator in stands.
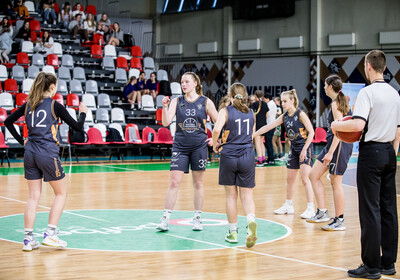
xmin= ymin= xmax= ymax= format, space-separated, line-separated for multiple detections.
xmin=0 ymin=24 xmax=13 ymax=64
xmin=0 ymin=18 xmax=14 ymax=37
xmin=107 ymin=22 xmax=124 ymax=47
xmin=99 ymin=13 xmax=111 ymax=34
xmin=34 ymin=30 xmax=53 ymax=55
xmin=137 ymin=71 xmax=149 ymax=96
xmin=72 ymin=3 xmax=85 ymax=22
xmin=248 ymin=94 xmax=256 ymax=107
xmin=146 ymin=72 xmax=158 ymax=99
xmin=69 ymin=14 xmax=88 ymax=42
xmin=60 ymin=1 xmax=72 ymax=29
xmin=123 ymin=76 xmax=140 ymax=110
xmin=83 ymin=12 xmax=96 ymax=37
xmin=3 ymin=3 xmax=16 ymax=20
xmin=42 ymin=0 xmax=57 ymax=24
xmin=14 ymin=0 xmax=29 ymax=19
xmin=94 ymin=22 xmax=104 ymax=36
xmin=15 ymin=19 xmax=31 ymax=41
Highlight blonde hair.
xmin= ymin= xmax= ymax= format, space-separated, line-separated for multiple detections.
xmin=218 ymin=96 xmax=230 ymax=111
xmin=182 ymin=72 xmax=203 ymax=96
xmin=28 ymin=72 xmax=57 ymax=112
xmin=229 ymin=83 xmax=249 ymax=113
xmin=281 ymin=89 xmax=299 ymax=108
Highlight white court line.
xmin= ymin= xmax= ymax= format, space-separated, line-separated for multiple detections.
xmin=0 ymin=196 xmax=108 ymax=222
xmin=166 ymin=233 xmax=397 ymax=280
xmin=92 ymin=164 xmax=140 ymax=172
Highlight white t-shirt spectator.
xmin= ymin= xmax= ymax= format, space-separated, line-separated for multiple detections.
xmin=267 ymin=100 xmax=277 ymax=124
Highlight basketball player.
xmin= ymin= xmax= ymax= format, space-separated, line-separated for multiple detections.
xmin=306 ymin=75 xmax=353 ymax=231
xmin=253 ymin=89 xmax=315 ymax=219
xmin=212 ymin=83 xmax=257 ymax=248
xmin=4 ymin=72 xmax=87 ymax=251
xmin=156 ymin=72 xmax=218 ymax=232
xmin=332 ymin=50 xmax=400 ymax=279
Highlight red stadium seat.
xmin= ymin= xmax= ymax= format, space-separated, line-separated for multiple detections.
xmin=17 ymin=52 xmax=30 ymax=68
xmin=0 ymin=131 xmax=10 ymax=167
xmin=130 ymin=57 xmax=142 ymax=70
xmin=52 ymin=93 xmax=64 ymax=105
xmin=0 ymin=108 xmax=7 ymax=126
xmin=4 ymin=79 xmax=18 ymax=94
xmin=155 ymin=108 xmax=162 ymax=125
xmin=15 ymin=93 xmax=28 ymax=107
xmin=73 ymin=127 xmax=109 ymax=145
xmin=142 ymin=126 xmax=158 ymax=144
xmin=53 ymin=3 xmax=60 ymax=14
xmin=86 ymin=5 xmax=97 ymax=15
xmin=0 ymin=81 xmax=2 ymax=92
xmin=124 ymin=123 xmax=142 ymax=144
xmin=131 ymin=46 xmax=143 ymax=58
xmin=30 ymin=31 xmax=37 ymax=42
xmin=11 ymin=108 xmax=25 ymax=125
xmin=116 ymin=57 xmax=129 ymax=70
xmin=30 ymin=20 xmax=41 ymax=32
xmin=91 ymin=45 xmax=103 ymax=58
xmin=312 ymin=127 xmax=327 ymax=143
xmin=156 ymin=127 xmax=173 ymax=145
xmin=47 ymin=54 xmax=59 ymax=68
xmin=93 ymin=34 xmax=104 ymax=45
xmin=22 ymin=124 xmax=28 ymax=138
xmin=66 ymin=93 xmax=80 ymax=110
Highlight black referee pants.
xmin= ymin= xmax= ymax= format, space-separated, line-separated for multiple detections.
xmin=357 ymin=142 xmax=398 ymax=269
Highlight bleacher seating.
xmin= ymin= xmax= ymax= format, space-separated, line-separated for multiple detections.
xmin=12 ymin=66 xmax=25 ymax=82
xmin=0 ymin=65 xmax=8 ymax=81
xmin=27 ymin=65 xmax=40 ymax=79
xmin=42 ymin=65 xmax=55 ymax=74
xmin=58 ymin=66 xmax=72 ymax=81
xmin=61 ymin=55 xmax=74 ymax=69
xmin=0 ymin=93 xmax=14 ymax=110
xmin=17 ymin=52 xmax=30 ymax=68
xmin=129 ymin=68 xmax=140 ymax=79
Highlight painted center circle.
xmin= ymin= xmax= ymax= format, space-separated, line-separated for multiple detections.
xmin=0 ymin=210 xmax=291 ymax=252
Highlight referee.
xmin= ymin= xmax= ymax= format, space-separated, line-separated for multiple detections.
xmin=331 ymin=50 xmax=400 ymax=279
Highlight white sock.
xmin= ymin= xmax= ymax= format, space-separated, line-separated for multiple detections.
xmin=163 ymin=209 xmax=172 ymax=220
xmin=24 ymin=228 xmax=33 ymax=238
xmin=246 ymin=214 xmax=255 ymax=224
xmin=194 ymin=210 xmax=202 ymax=219
xmin=286 ymin=200 xmax=293 ymax=206
xmin=307 ymin=202 xmax=315 ymax=209
xmin=319 ymin=208 xmax=327 ymax=212
xmin=229 ymin=223 xmax=237 ymax=232
xmin=47 ymin=224 xmax=57 ymax=235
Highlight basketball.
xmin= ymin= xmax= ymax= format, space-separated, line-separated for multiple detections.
xmin=336 ymin=116 xmax=362 ymax=143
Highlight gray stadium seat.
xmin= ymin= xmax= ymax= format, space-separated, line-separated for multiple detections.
xmin=102 ymin=57 xmax=115 ymax=71
xmin=62 ymin=54 xmax=74 ymax=69
xmin=69 ymin=79 xmax=84 ymax=95
xmin=73 ymin=67 xmax=86 ymax=82
xmin=85 ymin=80 xmax=99 ymax=95
xmin=115 ymin=69 xmax=127 ymax=84
xmin=95 ymin=108 xmax=110 ymax=123
xmin=143 ymin=57 xmax=155 ymax=70
xmin=12 ymin=65 xmax=25 ymax=82
xmin=108 ymin=123 xmax=124 ymax=139
xmin=0 ymin=65 xmax=8 ymax=81
xmin=81 ymin=93 xmax=97 ymax=109
xmin=0 ymin=92 xmax=14 ymax=110
xmin=157 ymin=69 xmax=168 ymax=81
xmin=66 ymin=108 xmax=77 ymax=121
xmin=22 ymin=79 xmax=34 ymax=94
xmin=85 ymin=109 xmax=94 ymax=124
xmin=111 ymin=108 xmax=125 ymax=123
xmin=57 ymin=80 xmax=68 ymax=96
xmin=144 ymin=69 xmax=153 ymax=80
xmin=141 ymin=95 xmax=156 ymax=111
xmin=32 ymin=53 xmax=44 ymax=68
xmin=27 ymin=65 xmax=39 ymax=80
xmin=97 ymin=93 xmax=111 ymax=109
xmin=58 ymin=67 xmax=71 ymax=82
xmin=42 ymin=65 xmax=55 ymax=75
xmin=156 ymin=95 xmax=165 ymax=109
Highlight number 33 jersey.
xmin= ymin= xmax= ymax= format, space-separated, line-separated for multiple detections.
xmin=220 ymin=105 xmax=255 ymax=157
xmin=174 ymin=95 xmax=208 ymax=151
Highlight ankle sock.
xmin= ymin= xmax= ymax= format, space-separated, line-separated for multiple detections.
xmin=229 ymin=223 xmax=237 ymax=232
xmin=163 ymin=209 xmax=172 ymax=220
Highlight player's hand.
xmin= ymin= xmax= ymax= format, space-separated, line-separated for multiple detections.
xmin=79 ymin=102 xmax=88 ymax=114
xmin=162 ymin=96 xmax=170 ymax=107
xmin=322 ymin=153 xmax=332 ymax=166
xmin=213 ymin=143 xmax=220 ymax=153
xmin=205 ymin=138 xmax=213 ymax=146
xmin=24 ymin=139 xmax=28 ymax=146
xmin=300 ymin=149 xmax=307 ymax=162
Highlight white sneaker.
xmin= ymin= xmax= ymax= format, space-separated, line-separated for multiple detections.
xmin=42 ymin=231 xmax=67 ymax=248
xmin=192 ymin=217 xmax=203 ymax=231
xmin=300 ymin=208 xmax=315 ymax=219
xmin=22 ymin=237 xmax=39 ymax=251
xmin=156 ymin=217 xmax=169 ymax=232
xmin=274 ymin=203 xmax=294 ymax=215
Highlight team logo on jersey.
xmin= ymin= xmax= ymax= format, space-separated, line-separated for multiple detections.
xmin=179 ymin=118 xmax=201 ymax=133
xmin=286 ymin=120 xmax=293 ymax=128
xmin=179 ymin=103 xmax=185 ymax=109
xmin=197 ymin=104 xmax=202 ymax=110
xmin=172 ymin=152 xmax=180 ymax=158
xmin=294 ymin=115 xmax=298 ymax=121
xmin=286 ymin=129 xmax=298 ymax=140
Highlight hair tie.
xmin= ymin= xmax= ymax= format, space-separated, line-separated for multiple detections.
xmin=234 ymin=94 xmax=243 ymax=100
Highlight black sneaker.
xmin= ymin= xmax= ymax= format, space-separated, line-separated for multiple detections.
xmin=348 ymin=264 xmax=381 ymax=279
xmin=381 ymin=264 xmax=396 ymax=275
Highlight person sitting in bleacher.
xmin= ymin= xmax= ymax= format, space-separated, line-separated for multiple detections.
xmin=107 ymin=22 xmax=124 ymax=47
xmin=83 ymin=12 xmax=96 ymax=37
xmin=94 ymin=22 xmax=104 ymax=36
xmin=3 ymin=3 xmax=16 ymax=20
xmin=34 ymin=30 xmax=53 ymax=55
xmin=41 ymin=0 xmax=57 ymax=24
xmin=0 ymin=18 xmax=14 ymax=38
xmin=146 ymin=72 xmax=158 ymax=99
xmin=15 ymin=19 xmax=31 ymax=41
xmin=60 ymin=1 xmax=72 ymax=29
xmin=71 ymin=3 xmax=85 ymax=22
xmin=13 ymin=0 xmax=29 ymax=19
xmin=123 ymin=76 xmax=140 ymax=110
xmin=69 ymin=14 xmax=89 ymax=42
xmin=0 ymin=19 xmax=13 ymax=64
xmin=99 ymin=13 xmax=111 ymax=35
xmin=137 ymin=71 xmax=149 ymax=96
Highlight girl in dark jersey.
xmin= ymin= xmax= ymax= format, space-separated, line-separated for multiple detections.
xmin=156 ymin=72 xmax=218 ymax=232
xmin=254 ymin=89 xmax=315 ymax=219
xmin=250 ymin=90 xmax=269 ymax=167
xmin=306 ymin=75 xmax=353 ymax=231
xmin=4 ymin=72 xmax=87 ymax=251
xmin=146 ymin=72 xmax=158 ymax=99
xmin=212 ymin=83 xmax=257 ymax=248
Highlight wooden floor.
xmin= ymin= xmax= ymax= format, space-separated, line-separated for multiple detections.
xmin=1 ymin=160 xmax=399 ymax=280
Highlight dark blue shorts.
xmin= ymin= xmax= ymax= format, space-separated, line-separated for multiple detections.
xmin=24 ymin=150 xmax=65 ymax=182
xmin=170 ymin=146 xmax=208 ymax=173
xmin=219 ymin=148 xmax=255 ymax=188
xmin=316 ymin=139 xmax=353 ymax=175
xmin=287 ymin=144 xmax=314 ymax=169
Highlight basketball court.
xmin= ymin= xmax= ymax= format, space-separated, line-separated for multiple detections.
xmin=1 ymin=157 xmax=399 ymax=279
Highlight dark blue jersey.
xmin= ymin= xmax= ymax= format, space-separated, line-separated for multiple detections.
xmin=173 ymin=95 xmax=208 ymax=151
xmin=137 ymin=79 xmax=146 ymax=90
xmin=123 ymin=83 xmax=137 ymax=99
xmin=283 ymin=109 xmax=309 ymax=149
xmin=146 ymin=80 xmax=158 ymax=91
xmin=220 ymin=105 xmax=254 ymax=157
xmin=326 ymin=103 xmax=352 ymax=140
xmin=25 ymin=98 xmax=60 ymax=157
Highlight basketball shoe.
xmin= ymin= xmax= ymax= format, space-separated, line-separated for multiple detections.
xmin=192 ymin=217 xmax=203 ymax=231
xmin=306 ymin=209 xmax=330 ymax=223
xmin=274 ymin=203 xmax=294 ymax=215
xmin=156 ymin=216 xmax=169 ymax=231
xmin=22 ymin=236 xmax=39 ymax=251
xmin=321 ymin=217 xmax=346 ymax=231
xmin=300 ymin=207 xmax=315 ymax=219
xmin=246 ymin=221 xmax=258 ymax=248
xmin=42 ymin=231 xmax=67 ymax=248
xmin=225 ymin=230 xmax=238 ymax=243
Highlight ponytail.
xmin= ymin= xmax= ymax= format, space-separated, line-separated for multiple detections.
xmin=28 ymin=72 xmax=58 ymax=112
xmin=281 ymin=89 xmax=298 ymax=108
xmin=253 ymin=90 xmax=264 ymax=115
xmin=183 ymin=72 xmax=203 ymax=96
xmin=336 ymin=90 xmax=350 ymax=116
xmin=229 ymin=83 xmax=249 ymax=113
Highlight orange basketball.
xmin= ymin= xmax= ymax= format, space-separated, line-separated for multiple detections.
xmin=335 ymin=116 xmax=362 ymax=143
